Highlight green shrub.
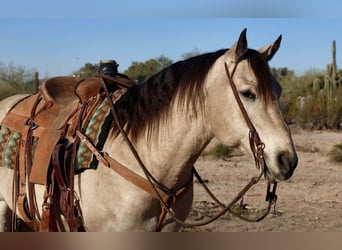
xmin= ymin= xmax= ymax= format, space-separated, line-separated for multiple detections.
xmin=0 ymin=82 xmax=16 ymax=100
xmin=211 ymin=143 xmax=234 ymax=159
xmin=278 ymin=70 xmax=342 ymax=130
xmin=329 ymin=143 xmax=342 ymax=162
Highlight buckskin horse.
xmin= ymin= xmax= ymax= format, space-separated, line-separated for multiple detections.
xmin=0 ymin=29 xmax=297 ymax=231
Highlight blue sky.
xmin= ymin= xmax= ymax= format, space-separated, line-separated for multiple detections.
xmin=0 ymin=2 xmax=342 ymax=77
xmin=1 ymin=0 xmax=342 ymax=18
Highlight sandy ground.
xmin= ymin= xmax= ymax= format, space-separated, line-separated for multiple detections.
xmin=181 ymin=126 xmax=342 ymax=232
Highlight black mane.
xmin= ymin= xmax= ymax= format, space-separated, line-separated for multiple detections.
xmin=114 ymin=48 xmax=273 ymax=142
xmin=115 ymin=49 xmax=226 ymax=141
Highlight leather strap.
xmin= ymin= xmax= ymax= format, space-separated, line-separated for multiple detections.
xmin=225 ymin=62 xmax=257 ymax=133
xmin=51 ymin=143 xmax=82 ymax=231
xmin=76 ymin=131 xmax=170 ymax=201
xmin=17 ymin=122 xmax=37 ymax=229
xmin=39 ymin=183 xmax=58 ymax=232
xmin=17 ymin=94 xmax=52 ymax=230
xmin=224 ymin=62 xmax=266 ymax=170
xmin=96 ymin=73 xmax=136 ymax=89
xmin=76 ymin=130 xmax=192 ymax=231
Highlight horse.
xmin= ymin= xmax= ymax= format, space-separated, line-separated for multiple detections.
xmin=0 ymin=29 xmax=298 ymax=231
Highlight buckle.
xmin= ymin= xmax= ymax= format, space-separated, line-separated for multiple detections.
xmin=24 ymin=119 xmax=39 ymax=130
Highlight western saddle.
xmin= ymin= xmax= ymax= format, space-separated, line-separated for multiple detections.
xmin=0 ymin=61 xmax=136 ymax=231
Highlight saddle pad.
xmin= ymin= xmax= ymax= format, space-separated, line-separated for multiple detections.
xmin=0 ymin=125 xmax=39 ymax=170
xmin=76 ymin=94 xmax=114 ymax=171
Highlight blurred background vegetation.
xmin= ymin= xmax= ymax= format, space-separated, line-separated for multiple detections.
xmin=0 ymin=62 xmax=38 ymax=100
xmin=0 ymin=44 xmax=341 ymax=130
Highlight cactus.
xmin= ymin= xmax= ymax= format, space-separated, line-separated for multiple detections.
xmin=313 ymin=78 xmax=321 ymax=94
xmin=332 ymin=40 xmax=337 ymax=81
xmin=324 ymin=64 xmax=332 ymax=100
xmin=323 ymin=40 xmax=340 ymax=100
xmin=307 ymin=40 xmax=341 ymax=129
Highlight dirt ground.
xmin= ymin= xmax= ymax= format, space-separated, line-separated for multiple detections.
xmin=181 ymin=126 xmax=342 ymax=232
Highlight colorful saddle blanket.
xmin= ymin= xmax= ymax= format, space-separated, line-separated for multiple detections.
xmin=0 ymin=126 xmax=35 ymax=169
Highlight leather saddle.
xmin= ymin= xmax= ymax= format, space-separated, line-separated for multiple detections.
xmin=42 ymin=76 xmax=102 ymax=104
xmin=0 ymin=56 xmax=137 ymax=231
xmin=1 ymin=75 xmax=135 ymax=184
xmin=0 ymin=74 xmax=135 ymax=231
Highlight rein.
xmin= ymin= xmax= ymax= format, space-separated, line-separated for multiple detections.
xmin=79 ymin=61 xmax=278 ymax=231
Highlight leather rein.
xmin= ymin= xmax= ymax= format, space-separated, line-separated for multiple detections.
xmin=78 ymin=59 xmax=278 ymax=231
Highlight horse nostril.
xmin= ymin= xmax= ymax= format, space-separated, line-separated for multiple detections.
xmin=278 ymin=151 xmax=298 ymax=176
xmin=278 ymin=153 xmax=289 ymax=171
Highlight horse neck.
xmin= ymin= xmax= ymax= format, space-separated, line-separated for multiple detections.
xmin=104 ymin=96 xmax=213 ymax=190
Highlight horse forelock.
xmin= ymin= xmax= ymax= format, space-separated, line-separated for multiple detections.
xmin=244 ymin=49 xmax=274 ymax=104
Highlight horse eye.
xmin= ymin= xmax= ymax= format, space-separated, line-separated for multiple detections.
xmin=240 ymin=90 xmax=256 ymax=100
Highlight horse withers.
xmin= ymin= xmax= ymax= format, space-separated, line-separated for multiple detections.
xmin=0 ymin=29 xmax=297 ymax=231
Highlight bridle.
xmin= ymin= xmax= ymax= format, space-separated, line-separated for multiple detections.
xmin=223 ymin=60 xmax=278 ymax=219
xmin=79 ymin=58 xmax=278 ymax=231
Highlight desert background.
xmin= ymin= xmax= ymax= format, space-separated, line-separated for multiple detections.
xmin=1 ymin=19 xmax=342 ymax=233
xmin=181 ymin=126 xmax=342 ymax=232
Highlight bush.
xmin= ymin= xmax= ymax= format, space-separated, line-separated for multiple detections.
xmin=277 ymin=68 xmax=342 ymax=130
xmin=211 ymin=143 xmax=234 ymax=159
xmin=0 ymin=62 xmax=37 ymax=100
xmin=329 ymin=143 xmax=342 ymax=162
xmin=0 ymin=81 xmax=17 ymax=100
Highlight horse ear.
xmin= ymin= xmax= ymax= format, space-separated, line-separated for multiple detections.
xmin=229 ymin=28 xmax=248 ymax=62
xmin=259 ymin=35 xmax=282 ymax=61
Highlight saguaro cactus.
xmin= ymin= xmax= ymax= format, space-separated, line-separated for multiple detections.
xmin=332 ymin=40 xmax=337 ymax=83
xmin=324 ymin=40 xmax=339 ymax=100
xmin=310 ymin=40 xmax=341 ymax=129
xmin=313 ymin=78 xmax=322 ymax=94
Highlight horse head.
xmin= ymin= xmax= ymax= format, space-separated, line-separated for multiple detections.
xmin=206 ymin=29 xmax=298 ymax=182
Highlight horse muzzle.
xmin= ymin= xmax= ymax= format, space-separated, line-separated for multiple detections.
xmin=265 ymin=150 xmax=298 ymax=182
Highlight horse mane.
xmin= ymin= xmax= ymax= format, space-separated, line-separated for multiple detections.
xmin=114 ymin=48 xmax=273 ymax=142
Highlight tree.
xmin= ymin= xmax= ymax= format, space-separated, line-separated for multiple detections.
xmin=271 ymin=67 xmax=293 ymax=80
xmin=73 ymin=63 xmax=98 ymax=78
xmin=124 ymin=55 xmax=173 ymax=84
xmin=0 ymin=62 xmax=36 ymax=95
xmin=181 ymin=48 xmax=202 ymax=60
